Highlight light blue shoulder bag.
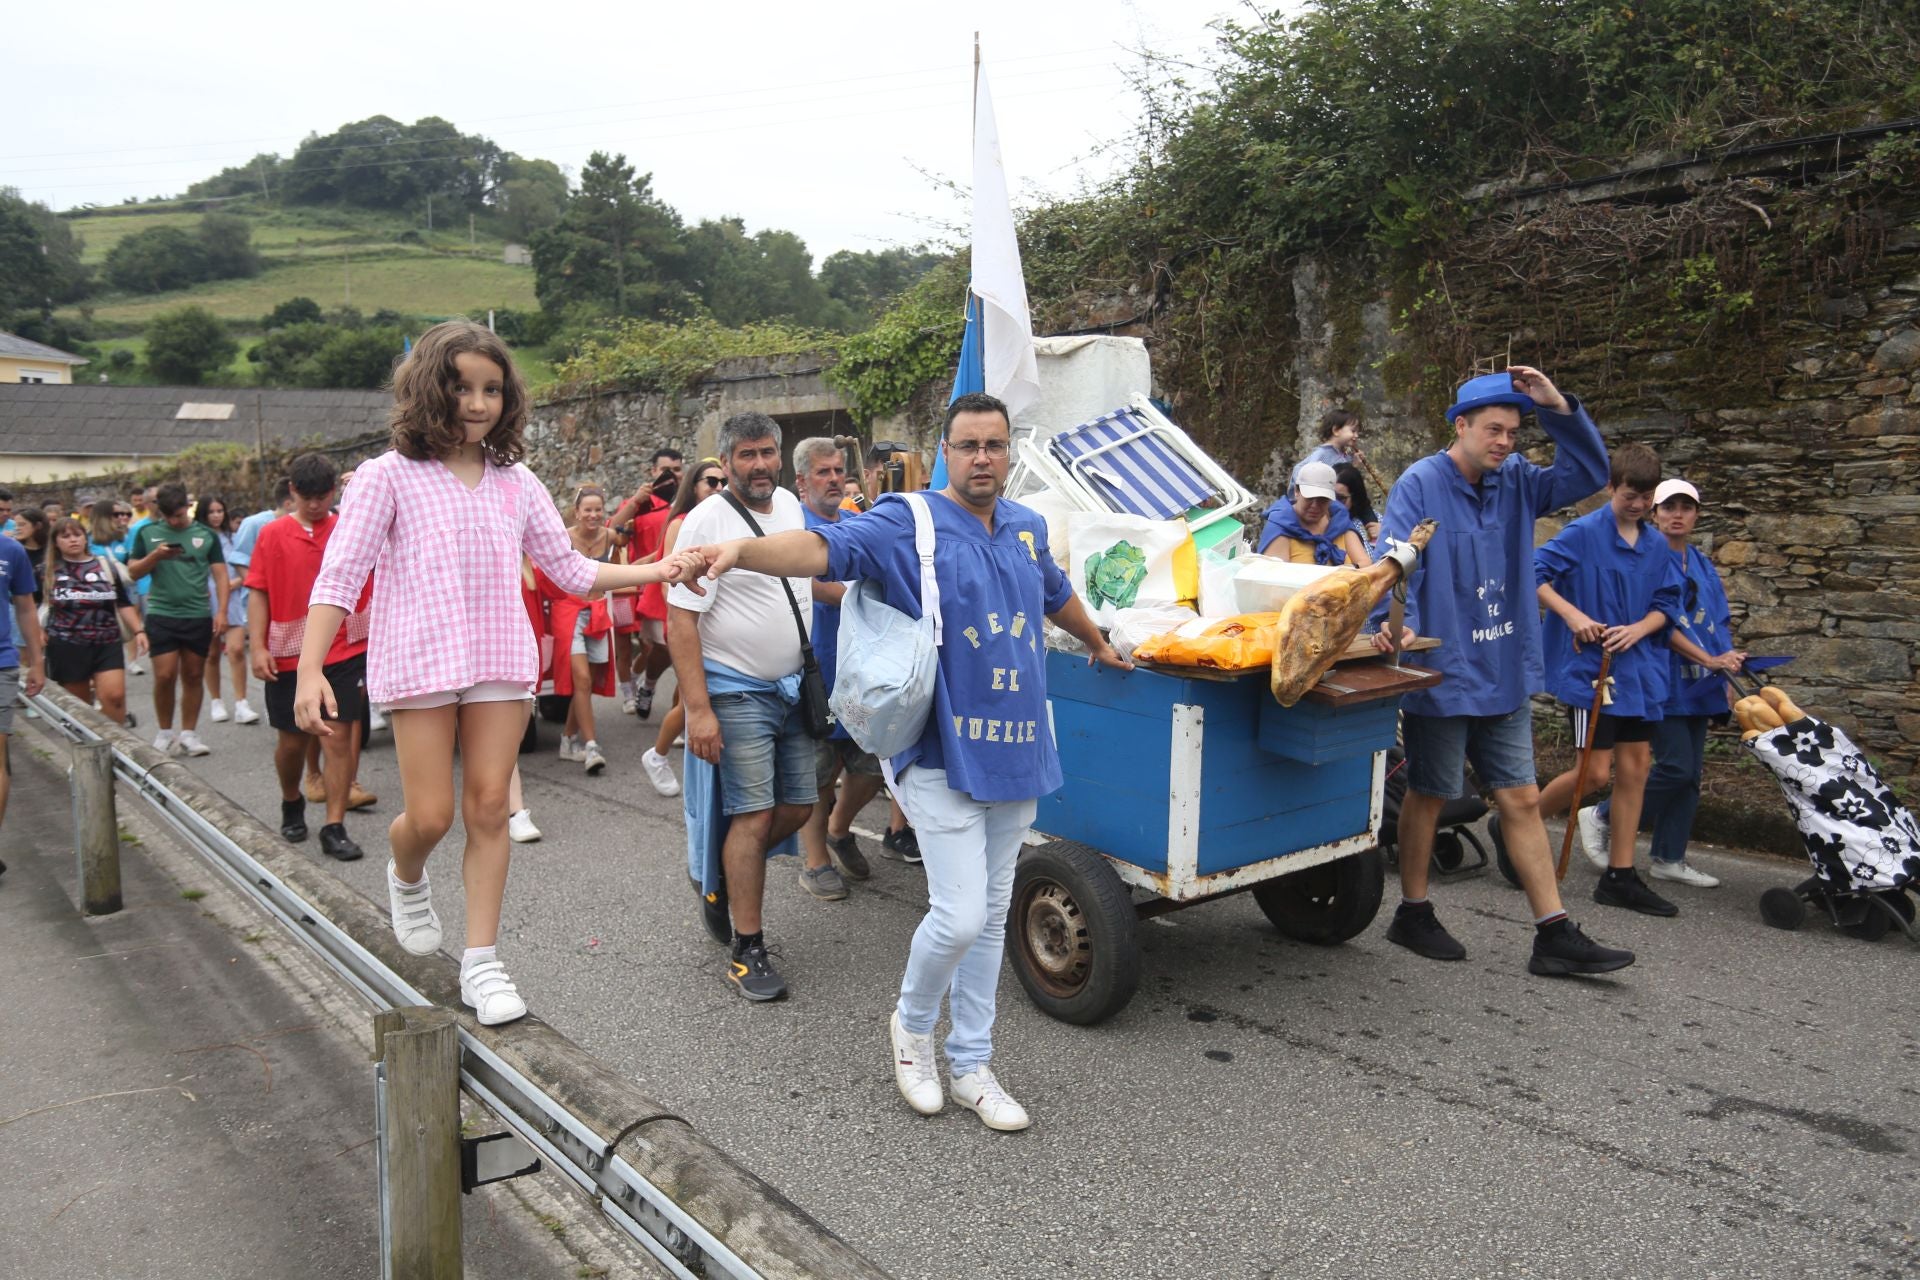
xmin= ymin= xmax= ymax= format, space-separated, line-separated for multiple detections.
xmin=830 ymin=493 xmax=942 ymax=760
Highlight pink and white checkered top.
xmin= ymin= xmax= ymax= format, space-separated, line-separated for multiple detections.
xmin=308 ymin=449 xmax=599 ymax=705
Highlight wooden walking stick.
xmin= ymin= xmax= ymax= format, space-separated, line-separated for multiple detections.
xmin=1557 ymin=647 xmax=1615 ymax=881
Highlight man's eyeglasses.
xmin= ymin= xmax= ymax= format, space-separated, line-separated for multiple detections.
xmin=113 ymin=508 xmax=133 ymax=517
xmin=947 ymin=440 xmax=1009 ymax=458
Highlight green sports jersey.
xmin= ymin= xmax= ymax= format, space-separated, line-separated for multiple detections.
xmin=132 ymin=520 xmax=225 ymax=618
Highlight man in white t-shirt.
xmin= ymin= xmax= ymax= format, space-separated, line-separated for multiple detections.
xmin=667 ymin=412 xmax=817 ymax=1002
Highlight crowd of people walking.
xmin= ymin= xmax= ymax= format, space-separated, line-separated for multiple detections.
xmin=0 ymin=316 xmax=1754 ymax=1138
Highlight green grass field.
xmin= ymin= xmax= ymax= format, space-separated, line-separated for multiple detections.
xmin=70 ymin=252 xmax=535 ymax=324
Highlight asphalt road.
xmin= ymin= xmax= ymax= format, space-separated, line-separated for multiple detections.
xmin=112 ymin=669 xmax=1920 ymax=1280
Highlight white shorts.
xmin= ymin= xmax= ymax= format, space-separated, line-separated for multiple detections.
xmin=383 ymin=681 xmax=533 ymax=712
xmin=638 ymin=617 xmax=665 ymax=645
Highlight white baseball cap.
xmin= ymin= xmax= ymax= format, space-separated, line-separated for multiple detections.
xmin=1653 ymin=479 xmax=1700 ymax=505
xmin=1294 ymin=461 xmax=1339 ymax=501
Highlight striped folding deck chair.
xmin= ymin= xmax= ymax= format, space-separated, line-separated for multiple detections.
xmin=1047 ymin=406 xmax=1218 ymax=521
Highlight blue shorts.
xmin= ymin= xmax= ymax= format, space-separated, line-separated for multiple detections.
xmin=1403 ymin=706 xmax=1536 ymax=797
xmin=711 ymin=688 xmax=817 ymax=816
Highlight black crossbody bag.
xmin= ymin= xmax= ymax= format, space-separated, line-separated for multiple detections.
xmin=719 ymin=491 xmax=834 ymax=739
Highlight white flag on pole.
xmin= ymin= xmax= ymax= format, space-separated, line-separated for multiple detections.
xmin=971 ymin=63 xmax=1040 ymax=422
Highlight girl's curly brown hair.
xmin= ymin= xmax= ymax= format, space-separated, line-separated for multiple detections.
xmin=389 ymin=320 xmax=529 ymax=465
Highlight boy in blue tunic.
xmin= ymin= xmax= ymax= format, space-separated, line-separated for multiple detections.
xmin=1585 ymin=478 xmax=1746 ymax=890
xmin=688 ymin=392 xmax=1130 ymax=1132
xmin=1370 ymin=366 xmax=1634 ymax=976
xmin=1534 ymin=443 xmax=1688 ymax=917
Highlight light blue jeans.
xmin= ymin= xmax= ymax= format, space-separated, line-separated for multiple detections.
xmin=894 ymin=766 xmax=1037 ymax=1077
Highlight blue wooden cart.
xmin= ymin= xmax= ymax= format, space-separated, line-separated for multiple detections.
xmin=1011 ymin=646 xmax=1440 ymax=1023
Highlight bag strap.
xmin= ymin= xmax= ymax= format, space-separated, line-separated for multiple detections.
xmin=719 ymin=491 xmax=815 ymax=657
xmin=901 ymin=493 xmax=943 ymax=646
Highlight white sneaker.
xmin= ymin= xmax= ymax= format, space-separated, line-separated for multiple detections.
xmin=386 ymin=864 xmax=443 ymax=956
xmin=889 ymin=1010 xmax=943 ymax=1116
xmin=641 ymin=747 xmax=680 ymax=797
xmin=950 ymin=1067 xmax=1030 ymax=1132
xmin=368 ymin=706 xmax=387 ymax=732
xmin=153 ymin=729 xmax=178 ymax=755
xmin=582 ymin=740 xmax=607 ymax=775
xmin=177 ymin=730 xmax=211 ymax=757
xmin=460 ymin=958 xmax=527 ymax=1026
xmin=128 ymin=660 xmax=147 ymax=676
xmin=558 ymin=734 xmax=580 ymax=763
xmin=1649 ymin=859 xmax=1720 ymax=888
xmin=621 ymin=697 xmax=638 ymax=715
xmin=233 ymin=699 xmax=260 ymax=725
xmin=507 ymin=808 xmax=542 ymax=843
xmin=208 ymin=698 xmax=229 ymax=723
xmin=1577 ymin=805 xmax=1609 ymax=870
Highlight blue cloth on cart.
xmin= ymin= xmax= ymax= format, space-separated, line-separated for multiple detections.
xmin=682 ymin=661 xmax=801 ymax=893
xmin=1049 ymin=407 xmax=1214 ymax=520
xmin=1368 ymin=397 xmax=1609 ymax=720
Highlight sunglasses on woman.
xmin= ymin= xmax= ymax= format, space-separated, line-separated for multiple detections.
xmin=699 ymin=476 xmax=725 ymax=489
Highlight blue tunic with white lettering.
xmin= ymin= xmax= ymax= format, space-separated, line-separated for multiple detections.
xmin=1534 ymin=505 xmax=1687 ymax=719
xmin=813 ymin=492 xmax=1074 ymax=803
xmin=1371 ymin=398 xmax=1609 ymax=719
xmin=1664 ymin=542 xmax=1736 ymax=718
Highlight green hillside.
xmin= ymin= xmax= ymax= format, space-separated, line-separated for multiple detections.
xmin=60 ymin=200 xmax=535 ymax=328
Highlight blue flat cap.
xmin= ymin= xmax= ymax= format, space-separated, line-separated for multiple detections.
xmin=1445 ymin=372 xmax=1533 ymax=423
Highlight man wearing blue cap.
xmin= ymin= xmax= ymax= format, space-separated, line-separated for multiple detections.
xmin=1371 ymin=366 xmax=1635 ymax=975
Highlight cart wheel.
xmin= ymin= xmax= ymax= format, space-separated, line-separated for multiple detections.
xmin=1489 ymin=813 xmax=1522 ymax=889
xmin=1251 ymin=848 xmax=1385 ymax=946
xmin=1842 ymin=897 xmax=1893 ymax=942
xmin=1758 ymin=887 xmax=1806 ymax=931
xmin=1433 ymin=831 xmax=1465 ymax=874
xmin=1009 ymin=841 xmax=1140 ymax=1025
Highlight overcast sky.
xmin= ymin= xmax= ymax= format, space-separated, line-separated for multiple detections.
xmin=7 ymin=0 xmax=1253 ymax=261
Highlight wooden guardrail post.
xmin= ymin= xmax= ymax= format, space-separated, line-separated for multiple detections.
xmin=374 ymin=1006 xmax=462 ymax=1280
xmin=70 ymin=739 xmax=121 ymax=915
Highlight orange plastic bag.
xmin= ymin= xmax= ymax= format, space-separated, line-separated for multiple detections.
xmin=1132 ymin=612 xmax=1283 ymax=670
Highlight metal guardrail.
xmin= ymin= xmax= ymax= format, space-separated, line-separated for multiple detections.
xmin=30 ymin=689 xmax=888 ymax=1280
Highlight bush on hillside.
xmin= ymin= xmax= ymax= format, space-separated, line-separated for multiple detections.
xmin=104 ymin=215 xmax=261 ymax=295
xmin=261 ymin=297 xmax=323 ymax=330
xmin=145 ymin=306 xmax=236 ymax=384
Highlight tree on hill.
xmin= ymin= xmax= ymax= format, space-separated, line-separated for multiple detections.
xmin=261 ymin=297 xmax=323 ymax=330
xmin=0 ymin=188 xmax=92 ymax=313
xmin=104 ymin=214 xmax=260 ymax=294
xmin=531 ymin=152 xmax=690 ymax=320
xmin=145 ymin=306 xmax=236 ymax=384
xmin=311 ymin=327 xmax=405 ymax=389
xmin=495 ymin=157 xmax=569 ymax=242
xmin=281 ymin=115 xmax=507 ymax=212
xmin=184 ymin=153 xmax=282 ymax=201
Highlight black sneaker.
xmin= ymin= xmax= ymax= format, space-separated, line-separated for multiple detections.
xmin=634 ymin=686 xmax=654 ymax=720
xmin=881 ymin=826 xmax=922 ymax=866
xmin=124 ymin=711 xmax=137 ymax=730
xmin=1529 ymin=918 xmax=1635 ymax=976
xmin=826 ymin=831 xmax=872 ymax=880
xmin=1594 ymin=869 xmax=1679 ymax=917
xmin=280 ymin=800 xmax=308 ymax=844
xmin=318 ymin=823 xmax=365 ymax=862
xmin=698 ymin=880 xmax=731 ymax=946
xmin=1385 ymin=900 xmax=1467 ymax=961
xmin=726 ymin=939 xmax=788 ymax=1001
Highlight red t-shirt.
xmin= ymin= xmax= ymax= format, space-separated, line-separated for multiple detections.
xmin=631 ymin=494 xmax=673 ymax=621
xmin=246 ymin=513 xmax=374 ymax=670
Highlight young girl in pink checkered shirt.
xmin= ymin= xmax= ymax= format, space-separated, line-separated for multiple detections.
xmin=295 ymin=320 xmax=702 ymax=1025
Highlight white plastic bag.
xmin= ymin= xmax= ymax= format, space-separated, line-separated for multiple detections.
xmin=1108 ymin=604 xmax=1200 ymax=661
xmin=1197 ymin=549 xmax=1239 ymax=619
xmin=1069 ymin=512 xmax=1190 ymax=627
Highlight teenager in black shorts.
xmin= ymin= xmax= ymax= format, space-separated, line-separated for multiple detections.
xmin=43 ymin=518 xmax=146 ymax=728
xmin=128 ymin=483 xmax=229 ymax=757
